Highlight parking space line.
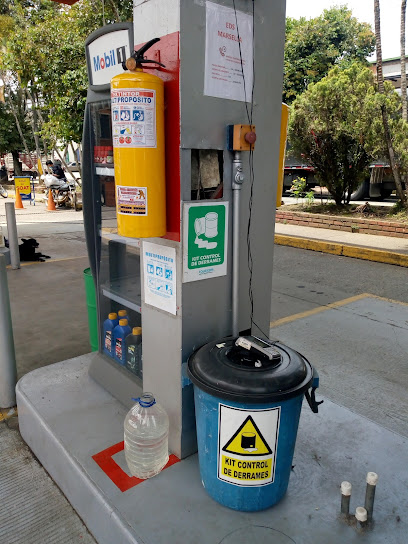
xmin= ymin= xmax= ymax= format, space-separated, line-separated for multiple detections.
xmin=270 ymin=293 xmax=408 ymax=329
xmin=269 ymin=293 xmax=372 ymax=328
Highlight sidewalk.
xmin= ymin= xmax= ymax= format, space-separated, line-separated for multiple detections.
xmin=275 ymin=221 xmax=408 ymax=266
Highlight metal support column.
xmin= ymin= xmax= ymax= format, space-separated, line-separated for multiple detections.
xmin=5 ymin=202 xmax=20 ymax=270
xmin=0 ymin=254 xmax=17 ymax=407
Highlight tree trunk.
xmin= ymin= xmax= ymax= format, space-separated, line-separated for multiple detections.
xmin=12 ymin=150 xmax=22 ymax=176
xmin=375 ymin=0 xmax=408 ymax=206
xmin=401 ymin=0 xmax=407 ymax=121
xmin=70 ymin=141 xmax=82 ymax=185
xmin=25 ymin=89 xmax=42 ymax=162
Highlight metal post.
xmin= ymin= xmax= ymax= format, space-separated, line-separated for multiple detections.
xmin=364 ymin=472 xmax=378 ymax=522
xmin=340 ymin=481 xmax=352 ymax=517
xmin=0 ymin=254 xmax=17 ymax=407
xmin=355 ymin=506 xmax=368 ymax=528
xmin=232 ymin=151 xmax=244 ymax=337
xmin=5 ymin=202 xmax=20 ymax=269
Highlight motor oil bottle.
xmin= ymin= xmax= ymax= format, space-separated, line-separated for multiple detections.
xmin=113 ymin=319 xmax=131 ymax=365
xmin=118 ymin=309 xmax=129 ymax=324
xmin=125 ymin=327 xmax=142 ymax=377
xmin=103 ymin=312 xmax=118 ymax=357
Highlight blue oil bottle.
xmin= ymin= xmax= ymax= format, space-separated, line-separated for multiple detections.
xmin=113 ymin=319 xmax=131 ymax=365
xmin=103 ymin=312 xmax=118 ymax=357
xmin=118 ymin=309 xmax=129 ymax=324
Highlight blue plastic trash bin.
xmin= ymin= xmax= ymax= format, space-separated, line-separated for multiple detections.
xmin=187 ymin=338 xmax=321 ymax=512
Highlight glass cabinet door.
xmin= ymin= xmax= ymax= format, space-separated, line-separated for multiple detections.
xmin=90 ymin=100 xmax=143 ymax=381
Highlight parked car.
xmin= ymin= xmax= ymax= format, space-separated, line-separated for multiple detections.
xmin=67 ymin=161 xmax=81 ymax=172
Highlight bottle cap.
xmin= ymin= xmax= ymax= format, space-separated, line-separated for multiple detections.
xmin=119 ymin=319 xmax=128 ymax=326
xmin=131 ymin=392 xmax=156 ymax=407
xmin=133 ymin=327 xmax=142 ymax=335
xmin=109 ymin=312 xmax=117 ymax=320
xmin=118 ymin=310 xmax=127 ymax=317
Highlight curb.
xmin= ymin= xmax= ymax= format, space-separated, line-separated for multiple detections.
xmin=274 ymin=234 xmax=408 ymax=268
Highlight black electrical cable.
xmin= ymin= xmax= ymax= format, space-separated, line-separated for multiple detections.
xmin=232 ymin=0 xmax=270 ymax=341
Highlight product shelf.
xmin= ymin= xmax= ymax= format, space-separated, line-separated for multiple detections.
xmin=101 ymin=275 xmax=142 ymax=314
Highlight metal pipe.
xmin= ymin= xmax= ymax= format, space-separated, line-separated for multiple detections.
xmin=0 ymin=254 xmax=17 ymax=408
xmin=355 ymin=506 xmax=368 ymax=528
xmin=5 ymin=202 xmax=20 ymax=269
xmin=364 ymin=472 xmax=378 ymax=522
xmin=340 ymin=481 xmax=352 ymax=517
xmin=232 ymin=151 xmax=244 ymax=337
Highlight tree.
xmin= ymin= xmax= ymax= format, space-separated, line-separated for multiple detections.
xmin=0 ymin=96 xmax=34 ymax=175
xmin=401 ymin=0 xmax=407 ymax=121
xmin=0 ymin=0 xmax=133 ymax=164
xmin=374 ymin=0 xmax=407 ymax=207
xmin=284 ymin=7 xmax=376 ymax=104
xmin=289 ymin=64 xmax=382 ymax=205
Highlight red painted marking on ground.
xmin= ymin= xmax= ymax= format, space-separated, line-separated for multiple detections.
xmin=92 ymin=441 xmax=180 ymax=492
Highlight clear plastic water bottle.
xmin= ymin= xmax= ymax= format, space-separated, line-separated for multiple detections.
xmin=124 ymin=393 xmax=169 ymax=479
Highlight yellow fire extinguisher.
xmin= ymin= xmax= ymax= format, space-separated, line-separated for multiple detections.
xmin=111 ymin=38 xmax=166 ymax=238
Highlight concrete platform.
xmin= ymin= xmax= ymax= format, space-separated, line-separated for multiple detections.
xmin=17 ymin=355 xmax=407 ymax=544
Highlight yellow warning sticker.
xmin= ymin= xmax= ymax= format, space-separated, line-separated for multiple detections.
xmin=218 ymin=404 xmax=280 ymax=487
xmin=222 ymin=415 xmax=272 ymax=456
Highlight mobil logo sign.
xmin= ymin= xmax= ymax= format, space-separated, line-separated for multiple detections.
xmin=87 ymin=27 xmax=132 ymax=87
xmin=93 ymin=47 xmax=126 ymax=72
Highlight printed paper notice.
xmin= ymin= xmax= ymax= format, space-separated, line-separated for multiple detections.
xmin=143 ymin=242 xmax=177 ymax=315
xmin=111 ymin=88 xmax=156 ymax=148
xmin=204 ymin=1 xmax=253 ymax=102
xmin=117 ymin=186 xmax=147 ymax=215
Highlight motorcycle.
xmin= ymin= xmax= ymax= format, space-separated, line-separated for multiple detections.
xmin=43 ymin=174 xmax=76 ymax=207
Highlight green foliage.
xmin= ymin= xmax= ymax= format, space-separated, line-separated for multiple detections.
xmin=290 ymin=176 xmax=307 ymax=199
xmin=0 ymin=0 xmax=133 ymax=153
xmin=289 ymin=63 xmax=381 ymax=205
xmin=305 ymin=190 xmax=315 ymax=206
xmin=284 ymin=7 xmax=375 ymax=103
xmin=0 ymin=92 xmax=33 ymax=155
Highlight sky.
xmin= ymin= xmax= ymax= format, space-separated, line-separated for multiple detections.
xmin=286 ymin=0 xmax=403 ymax=60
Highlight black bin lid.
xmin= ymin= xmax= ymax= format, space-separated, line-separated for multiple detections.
xmin=187 ymin=337 xmax=313 ymax=403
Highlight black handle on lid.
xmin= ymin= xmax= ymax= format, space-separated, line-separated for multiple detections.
xmin=304 ymin=367 xmax=323 ymax=413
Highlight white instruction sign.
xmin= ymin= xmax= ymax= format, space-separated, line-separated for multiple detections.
xmin=218 ymin=404 xmax=280 ymax=487
xmin=204 ymin=1 xmax=253 ymax=102
xmin=111 ymin=88 xmax=156 ymax=148
xmin=143 ymin=242 xmax=176 ymax=315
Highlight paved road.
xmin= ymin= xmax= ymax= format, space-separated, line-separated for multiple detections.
xmin=271 ymin=244 xmax=408 ymax=323
xmin=0 ymin=201 xmax=90 ymax=378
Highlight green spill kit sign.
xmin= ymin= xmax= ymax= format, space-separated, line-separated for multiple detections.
xmin=183 ymin=201 xmax=229 ymax=282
